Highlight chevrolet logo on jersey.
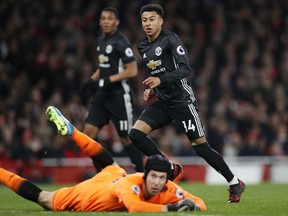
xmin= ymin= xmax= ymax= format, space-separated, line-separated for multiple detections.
xmin=146 ymin=59 xmax=161 ymax=70
xmin=99 ymin=54 xmax=109 ymax=63
xmin=99 ymin=54 xmax=110 ymax=68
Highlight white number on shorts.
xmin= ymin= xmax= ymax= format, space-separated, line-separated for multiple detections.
xmin=119 ymin=120 xmax=128 ymax=131
xmin=182 ymin=120 xmax=196 ymax=132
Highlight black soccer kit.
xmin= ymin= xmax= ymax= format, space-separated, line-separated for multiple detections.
xmin=135 ymin=30 xmax=236 ymax=184
xmin=86 ymin=30 xmax=136 ymax=137
xmin=137 ymin=29 xmax=205 ymax=140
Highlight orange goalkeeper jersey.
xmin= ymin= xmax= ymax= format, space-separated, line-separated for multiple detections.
xmin=51 ymin=165 xmax=206 ymax=212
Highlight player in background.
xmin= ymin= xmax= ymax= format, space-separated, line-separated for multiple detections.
xmin=0 ymin=106 xmax=206 ymax=212
xmin=80 ymin=7 xmax=143 ymax=172
xmin=128 ymin=3 xmax=246 ymax=203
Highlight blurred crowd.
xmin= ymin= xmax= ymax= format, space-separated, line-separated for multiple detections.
xmin=0 ymin=0 xmax=288 ymax=168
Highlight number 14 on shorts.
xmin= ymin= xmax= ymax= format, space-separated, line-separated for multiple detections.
xmin=182 ymin=120 xmax=196 ymax=132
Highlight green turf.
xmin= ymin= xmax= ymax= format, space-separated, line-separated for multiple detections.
xmin=0 ymin=182 xmax=287 ymax=216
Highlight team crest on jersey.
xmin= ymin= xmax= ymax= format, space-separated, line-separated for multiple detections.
xmin=176 ymin=188 xmax=184 ymax=199
xmin=155 ymin=47 xmax=162 ymax=56
xmin=131 ymin=185 xmax=141 ymax=195
xmin=176 ymin=46 xmax=185 ymax=55
xmin=106 ymin=44 xmax=113 ymax=53
xmin=125 ymin=47 xmax=133 ymax=57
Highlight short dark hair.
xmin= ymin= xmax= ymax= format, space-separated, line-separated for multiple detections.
xmin=102 ymin=7 xmax=119 ymax=19
xmin=140 ymin=3 xmax=164 ymax=18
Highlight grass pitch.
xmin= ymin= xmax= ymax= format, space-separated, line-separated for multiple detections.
xmin=0 ymin=182 xmax=287 ymax=216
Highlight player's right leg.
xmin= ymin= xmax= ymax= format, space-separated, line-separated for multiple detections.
xmin=174 ymin=103 xmax=246 ymax=203
xmin=46 ymin=106 xmax=115 ymax=168
xmin=129 ymin=102 xmax=183 ymax=181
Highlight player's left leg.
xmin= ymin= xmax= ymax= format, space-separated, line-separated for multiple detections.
xmin=172 ymin=103 xmax=246 ymax=202
xmin=46 ymin=106 xmax=115 ymax=168
xmin=0 ymin=168 xmax=53 ymax=210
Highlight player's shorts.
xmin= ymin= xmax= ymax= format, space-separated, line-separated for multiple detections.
xmin=51 ymin=165 xmax=126 ymax=211
xmin=86 ymin=92 xmax=135 ymax=137
xmin=138 ymin=100 xmax=205 ymax=140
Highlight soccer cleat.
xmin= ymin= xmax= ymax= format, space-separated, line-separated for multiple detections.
xmin=168 ymin=162 xmax=183 ymax=181
xmin=227 ymin=179 xmax=246 ymax=203
xmin=46 ymin=106 xmax=74 ymax=136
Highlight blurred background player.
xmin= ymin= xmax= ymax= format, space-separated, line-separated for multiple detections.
xmin=128 ymin=3 xmax=245 ymax=203
xmin=80 ymin=7 xmax=143 ymax=172
xmin=0 ymin=106 xmax=206 ymax=212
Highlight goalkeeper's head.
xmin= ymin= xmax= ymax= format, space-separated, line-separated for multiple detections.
xmin=144 ymin=155 xmax=171 ymax=182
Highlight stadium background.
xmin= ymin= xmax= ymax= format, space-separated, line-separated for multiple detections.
xmin=0 ymin=0 xmax=288 ymax=183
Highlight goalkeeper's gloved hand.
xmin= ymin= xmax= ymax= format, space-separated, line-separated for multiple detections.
xmin=80 ymin=78 xmax=98 ymax=96
xmin=167 ymin=198 xmax=200 ymax=212
xmin=98 ymin=77 xmax=111 ymax=89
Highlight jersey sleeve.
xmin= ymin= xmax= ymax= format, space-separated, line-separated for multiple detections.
xmin=159 ymin=33 xmax=192 ymax=83
xmin=115 ymin=180 xmax=164 ymax=212
xmin=118 ymin=188 xmax=164 ymax=212
xmin=117 ymin=36 xmax=136 ymax=64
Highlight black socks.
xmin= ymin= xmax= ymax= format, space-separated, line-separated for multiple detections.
xmin=129 ymin=128 xmax=165 ymax=157
xmin=193 ymin=142 xmax=234 ymax=182
xmin=17 ymin=181 xmax=42 ymax=203
xmin=91 ymin=149 xmax=114 ymax=171
xmin=124 ymin=144 xmax=144 ymax=172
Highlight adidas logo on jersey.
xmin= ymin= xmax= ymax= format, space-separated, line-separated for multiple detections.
xmin=143 ymin=53 xmax=147 ymax=58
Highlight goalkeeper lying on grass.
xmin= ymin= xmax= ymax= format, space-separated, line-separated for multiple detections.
xmin=0 ymin=106 xmax=206 ymax=212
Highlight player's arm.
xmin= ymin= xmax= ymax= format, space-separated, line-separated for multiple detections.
xmin=123 ymin=195 xmax=166 ymax=212
xmin=159 ymin=34 xmax=192 ymax=84
xmin=91 ymin=61 xmax=137 ymax=88
xmin=115 ymin=185 xmax=162 ymax=212
xmin=120 ymin=191 xmax=194 ymax=212
xmin=108 ymin=40 xmax=138 ymax=83
xmin=109 ymin=60 xmax=138 ymax=83
xmin=116 ymin=181 xmax=203 ymax=212
xmin=91 ymin=69 xmax=100 ymax=80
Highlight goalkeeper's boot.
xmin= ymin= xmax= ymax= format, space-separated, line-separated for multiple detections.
xmin=228 ymin=179 xmax=246 ymax=203
xmin=46 ymin=106 xmax=74 ymax=136
xmin=168 ymin=162 xmax=183 ymax=181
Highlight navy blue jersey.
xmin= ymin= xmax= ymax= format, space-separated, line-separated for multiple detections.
xmin=97 ymin=30 xmax=135 ymax=95
xmin=137 ymin=30 xmax=196 ymax=108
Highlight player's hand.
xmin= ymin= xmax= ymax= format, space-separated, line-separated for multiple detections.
xmin=167 ymin=198 xmax=199 ymax=212
xmin=143 ymin=88 xmax=155 ymax=101
xmin=142 ymin=76 xmax=160 ymax=88
xmin=98 ymin=77 xmax=111 ymax=89
xmin=80 ymin=78 xmax=98 ymax=96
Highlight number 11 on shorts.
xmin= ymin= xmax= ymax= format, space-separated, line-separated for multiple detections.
xmin=119 ymin=120 xmax=128 ymax=131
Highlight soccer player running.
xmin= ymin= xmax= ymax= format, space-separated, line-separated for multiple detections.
xmin=0 ymin=106 xmax=206 ymax=212
xmin=128 ymin=3 xmax=246 ymax=203
xmin=80 ymin=7 xmax=143 ymax=172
